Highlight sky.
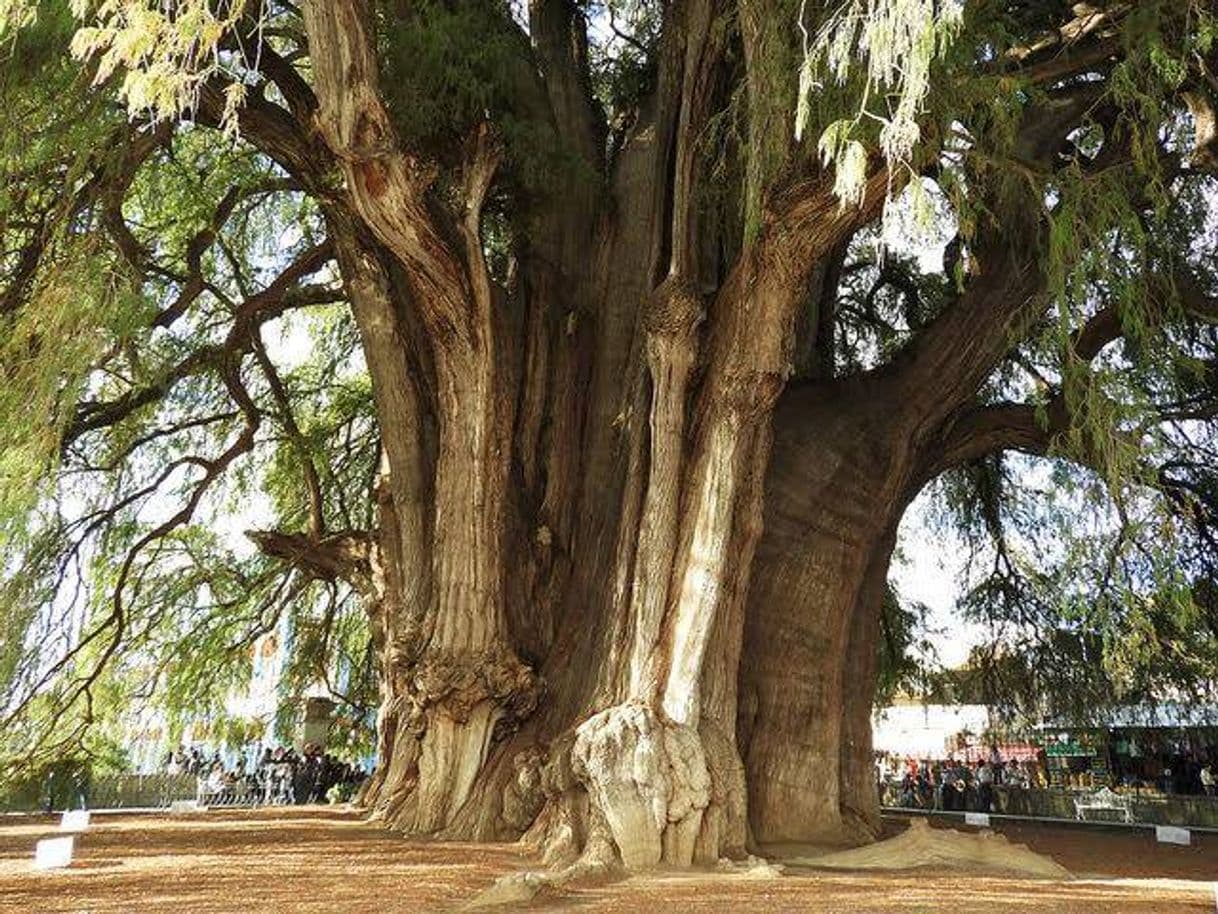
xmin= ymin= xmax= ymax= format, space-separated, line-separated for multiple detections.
xmin=891 ymin=490 xmax=986 ymax=668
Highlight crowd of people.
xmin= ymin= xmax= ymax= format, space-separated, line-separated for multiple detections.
xmin=1108 ymin=742 xmax=1218 ymax=796
xmin=878 ymin=750 xmax=1044 ymax=814
xmin=164 ymin=743 xmax=366 ymax=806
xmin=880 ymin=744 xmax=1218 ymax=814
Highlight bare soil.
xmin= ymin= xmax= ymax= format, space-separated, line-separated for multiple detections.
xmin=1 ymin=808 xmax=1215 ymax=913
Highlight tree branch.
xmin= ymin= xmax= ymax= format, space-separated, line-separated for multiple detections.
xmin=924 ymin=398 xmax=1067 ymax=478
xmin=1073 ymin=267 xmax=1218 ymax=362
xmin=301 ymin=0 xmax=484 ymax=350
xmin=66 ymin=241 xmax=337 ymax=446
xmin=250 ymin=332 xmax=327 ymax=539
xmin=1 ymin=122 xmax=169 ymax=317
xmin=528 ymin=0 xmax=605 ymax=169
xmin=246 ymin=529 xmax=375 ymax=593
xmin=194 ymin=80 xmax=333 ymax=196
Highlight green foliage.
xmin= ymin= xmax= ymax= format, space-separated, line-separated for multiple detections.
xmin=68 ymin=0 xmax=260 ymax=137
xmin=797 ymin=0 xmax=964 ymax=205
xmin=0 ymin=56 xmax=378 ymax=776
xmin=925 ymin=444 xmax=1218 ymax=725
xmin=820 ymin=4 xmax=1218 ymax=727
xmin=1 ymin=243 xmax=133 ymax=521
xmin=379 ymin=0 xmax=589 ymax=199
xmin=0 ymin=8 xmax=135 ymax=535
xmin=379 ymin=1 xmax=521 ymax=146
xmin=586 ymin=0 xmax=662 ymax=117
xmin=874 ymin=582 xmax=936 ymax=707
xmin=0 ymin=730 xmax=127 ymax=810
xmin=276 ymin=585 xmax=378 ymax=755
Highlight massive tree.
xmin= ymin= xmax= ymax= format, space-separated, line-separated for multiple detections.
xmin=2 ymin=0 xmax=1217 ymax=871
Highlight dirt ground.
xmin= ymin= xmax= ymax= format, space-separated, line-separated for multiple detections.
xmin=1 ymin=807 xmax=1216 ymax=913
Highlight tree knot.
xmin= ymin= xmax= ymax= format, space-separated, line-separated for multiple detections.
xmin=644 ymin=277 xmax=705 ymax=338
xmin=407 ymin=644 xmax=543 ymax=732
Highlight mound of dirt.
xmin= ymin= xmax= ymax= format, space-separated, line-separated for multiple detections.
xmin=788 ymin=819 xmax=1070 ymax=879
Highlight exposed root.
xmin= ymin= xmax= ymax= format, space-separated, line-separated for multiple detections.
xmin=463 ymin=708 xmax=778 ymax=911
xmin=693 ymin=719 xmax=749 ymax=861
xmin=570 ymin=701 xmax=710 ymax=868
xmin=499 ymin=747 xmax=547 ymax=833
xmin=466 ymin=851 xmax=786 ymax=909
xmin=465 ymin=857 xmax=620 ymax=910
xmin=714 ymin=854 xmax=786 ymax=879
xmin=365 ymin=647 xmax=544 ymax=834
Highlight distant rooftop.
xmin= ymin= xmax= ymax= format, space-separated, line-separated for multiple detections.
xmin=1036 ymin=703 xmax=1218 ymax=730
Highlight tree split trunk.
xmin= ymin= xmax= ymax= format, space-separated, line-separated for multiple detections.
xmin=739 ymin=381 xmax=908 ymax=847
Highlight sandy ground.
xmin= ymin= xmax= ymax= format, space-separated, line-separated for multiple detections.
xmin=1 ymin=807 xmax=1216 ymax=913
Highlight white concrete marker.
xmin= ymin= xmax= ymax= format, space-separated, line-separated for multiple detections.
xmin=1155 ymin=825 xmax=1191 ymax=846
xmin=169 ymin=799 xmax=205 ymax=814
xmin=60 ymin=809 xmax=90 ymax=832
xmin=33 ymin=836 xmax=74 ymax=870
xmin=964 ymin=812 xmax=991 ymax=827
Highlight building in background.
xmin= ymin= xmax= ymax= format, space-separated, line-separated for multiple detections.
xmin=872 ymin=702 xmax=992 ymax=760
xmin=124 ymin=612 xmax=294 ymax=772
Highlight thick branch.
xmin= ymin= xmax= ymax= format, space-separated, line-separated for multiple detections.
xmin=1005 ymin=3 xmax=1129 ymax=73
xmin=1074 ymin=268 xmax=1218 ymax=362
xmin=246 ymin=528 xmax=375 ymax=590
xmin=528 ymin=0 xmax=605 ymax=169
xmin=194 ymin=81 xmax=333 ymax=196
xmin=922 ymin=264 xmax=1218 ymax=481
xmin=924 ymin=398 xmax=1067 ymax=477
xmin=250 ymin=332 xmax=327 ymax=539
xmin=302 ymin=0 xmax=483 ymax=349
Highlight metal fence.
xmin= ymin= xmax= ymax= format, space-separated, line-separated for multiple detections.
xmin=3 ymin=770 xmax=348 ymax=813
xmin=81 ymin=773 xmax=286 ymax=809
xmin=87 ymin=773 xmax=198 ymax=809
xmin=0 ymin=773 xmax=198 ymax=813
xmin=882 ymin=780 xmax=1218 ymax=828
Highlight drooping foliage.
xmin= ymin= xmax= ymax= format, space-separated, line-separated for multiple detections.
xmin=0 ymin=6 xmax=381 ymax=784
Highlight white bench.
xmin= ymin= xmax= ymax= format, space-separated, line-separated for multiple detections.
xmin=1074 ymin=786 xmax=1135 ymax=823
xmin=197 ymin=776 xmax=261 ymax=807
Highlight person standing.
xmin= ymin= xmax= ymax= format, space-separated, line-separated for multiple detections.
xmin=977 ymin=760 xmax=994 ymax=813
xmin=988 ymin=745 xmax=1004 ymax=785
xmin=955 ymin=762 xmax=970 ymax=811
xmin=1201 ymin=762 xmax=1215 ymax=797
xmin=43 ymin=766 xmax=58 ymax=814
xmin=73 ymin=762 xmax=90 ymax=810
xmin=942 ymin=765 xmax=957 ymax=812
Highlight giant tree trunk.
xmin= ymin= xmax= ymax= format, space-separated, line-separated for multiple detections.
xmin=736 ymin=381 xmax=909 ymax=847
xmin=735 ymin=222 xmax=1050 ymax=847
xmin=277 ymin=0 xmax=1038 ymax=875
xmin=7 ymin=0 xmax=1144 ymax=885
